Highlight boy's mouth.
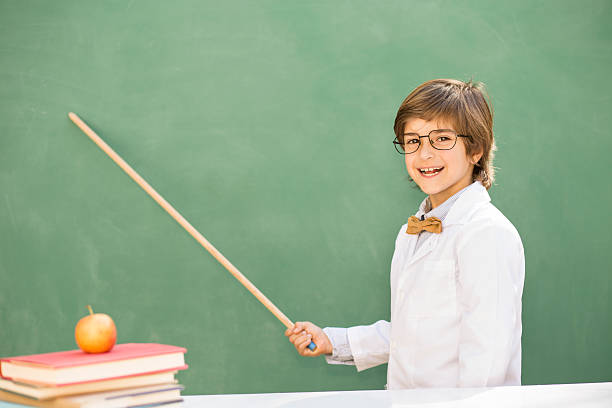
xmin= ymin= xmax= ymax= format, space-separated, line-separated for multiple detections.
xmin=418 ymin=166 xmax=444 ymax=177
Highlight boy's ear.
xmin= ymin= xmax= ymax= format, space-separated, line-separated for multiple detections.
xmin=470 ymin=150 xmax=483 ymax=165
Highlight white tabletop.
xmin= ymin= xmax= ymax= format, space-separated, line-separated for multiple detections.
xmin=183 ymin=382 xmax=612 ymax=408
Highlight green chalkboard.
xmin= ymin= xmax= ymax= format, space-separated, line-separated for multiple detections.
xmin=1 ymin=0 xmax=611 ymax=394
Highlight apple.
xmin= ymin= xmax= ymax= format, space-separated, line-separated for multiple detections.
xmin=75 ymin=305 xmax=117 ymax=353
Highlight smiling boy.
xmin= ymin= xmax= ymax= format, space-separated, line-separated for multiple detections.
xmin=286 ymin=79 xmax=525 ymax=389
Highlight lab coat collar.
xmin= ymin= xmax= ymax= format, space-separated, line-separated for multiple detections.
xmin=443 ymin=181 xmax=491 ymax=226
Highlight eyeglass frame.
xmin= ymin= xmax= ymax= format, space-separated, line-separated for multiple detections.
xmin=393 ymin=129 xmax=471 ymax=154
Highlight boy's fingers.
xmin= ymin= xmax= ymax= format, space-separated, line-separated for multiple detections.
xmin=297 ymin=334 xmax=312 ymax=351
xmin=301 ymin=337 xmax=313 ymax=350
xmin=289 ymin=330 xmax=310 ymax=342
xmin=293 ymin=321 xmax=313 ymax=333
xmin=294 ymin=333 xmax=310 ymax=345
xmin=293 ymin=332 xmax=309 ymax=345
xmin=296 ymin=340 xmax=308 ymax=354
xmin=299 ymin=343 xmax=315 ymax=356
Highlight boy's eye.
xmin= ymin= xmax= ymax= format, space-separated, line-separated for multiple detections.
xmin=401 ymin=135 xmax=420 ymax=144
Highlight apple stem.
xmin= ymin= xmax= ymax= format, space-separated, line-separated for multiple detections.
xmin=87 ymin=305 xmax=94 ymax=315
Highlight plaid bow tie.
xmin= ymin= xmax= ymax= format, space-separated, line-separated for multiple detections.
xmin=405 ymin=216 xmax=443 ymax=234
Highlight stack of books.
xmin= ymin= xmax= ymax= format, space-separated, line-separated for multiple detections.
xmin=0 ymin=343 xmax=188 ymax=408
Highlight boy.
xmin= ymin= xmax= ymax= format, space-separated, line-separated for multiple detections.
xmin=285 ymin=79 xmax=525 ymax=389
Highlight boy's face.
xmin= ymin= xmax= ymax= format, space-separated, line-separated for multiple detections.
xmin=403 ymin=117 xmax=482 ymax=208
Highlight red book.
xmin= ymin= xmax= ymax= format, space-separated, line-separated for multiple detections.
xmin=0 ymin=343 xmax=188 ymax=386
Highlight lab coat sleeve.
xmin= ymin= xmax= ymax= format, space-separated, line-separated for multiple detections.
xmin=456 ymin=223 xmax=525 ymax=387
xmin=346 ymin=320 xmax=391 ymax=371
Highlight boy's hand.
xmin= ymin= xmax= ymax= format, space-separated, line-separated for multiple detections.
xmin=284 ymin=321 xmax=333 ymax=357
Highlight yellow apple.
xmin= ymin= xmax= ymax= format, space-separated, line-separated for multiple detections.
xmin=75 ymin=305 xmax=117 ymax=353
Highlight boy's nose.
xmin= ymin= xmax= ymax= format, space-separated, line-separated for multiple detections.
xmin=419 ymin=139 xmax=435 ymax=159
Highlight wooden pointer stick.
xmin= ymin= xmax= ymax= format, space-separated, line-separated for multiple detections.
xmin=68 ymin=112 xmax=316 ymax=351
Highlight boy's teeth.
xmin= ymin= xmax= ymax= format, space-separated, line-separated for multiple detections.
xmin=420 ymin=167 xmax=443 ymax=173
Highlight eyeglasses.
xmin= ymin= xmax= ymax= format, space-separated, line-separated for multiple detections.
xmin=393 ymin=129 xmax=470 ymax=154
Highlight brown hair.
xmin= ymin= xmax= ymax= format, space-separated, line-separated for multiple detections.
xmin=393 ymin=78 xmax=496 ymax=189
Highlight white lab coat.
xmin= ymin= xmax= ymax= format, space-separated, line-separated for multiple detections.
xmin=346 ymin=181 xmax=525 ymax=389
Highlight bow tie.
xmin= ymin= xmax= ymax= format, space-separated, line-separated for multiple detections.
xmin=405 ymin=216 xmax=443 ymax=234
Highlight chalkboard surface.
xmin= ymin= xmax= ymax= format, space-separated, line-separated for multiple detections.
xmin=1 ymin=0 xmax=611 ymax=394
